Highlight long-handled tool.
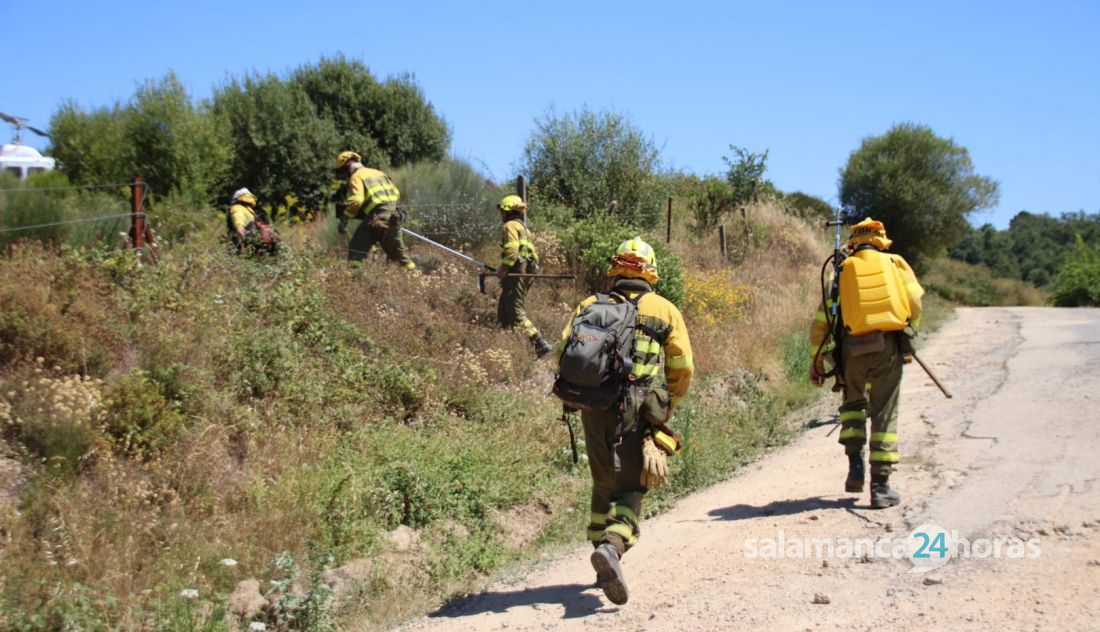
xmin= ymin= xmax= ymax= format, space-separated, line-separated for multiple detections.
xmin=401 ymin=226 xmax=575 ymax=292
xmin=909 ymin=351 xmax=953 ymax=399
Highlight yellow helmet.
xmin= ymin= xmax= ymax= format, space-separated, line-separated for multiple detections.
xmin=498 ymin=194 xmax=527 ymax=213
xmin=334 ymin=150 xmax=361 ymax=169
xmin=848 ymin=217 xmax=893 ymax=250
xmin=609 ymin=236 xmax=659 ymax=284
xmin=231 ymin=187 xmax=257 ymax=206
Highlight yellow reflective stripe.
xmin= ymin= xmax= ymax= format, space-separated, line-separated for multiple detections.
xmin=589 ymin=512 xmax=607 ymax=526
xmin=666 ymin=354 xmax=692 ymax=369
xmin=870 ymin=432 xmax=898 ymax=443
xmin=609 ymin=504 xmax=638 ymax=523
xmin=815 ymin=310 xmax=828 ymax=322
xmin=870 ymin=451 xmax=900 ymax=463
xmin=839 ymin=428 xmax=866 ymax=441
xmin=839 ymin=411 xmax=866 ymax=422
xmin=501 ymin=257 xmax=517 ymax=266
xmin=586 ymin=528 xmax=604 ymax=542
xmin=635 ymin=339 xmax=662 ymax=355
xmin=631 ymin=363 xmax=662 ymax=378
xmin=605 ymin=523 xmax=637 ymax=544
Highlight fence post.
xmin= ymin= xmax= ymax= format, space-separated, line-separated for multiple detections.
xmin=718 ymin=224 xmax=727 ymax=259
xmin=666 ymin=196 xmax=672 ymax=243
xmin=517 ymin=175 xmax=527 ymax=204
xmin=130 ymin=176 xmax=145 ymax=254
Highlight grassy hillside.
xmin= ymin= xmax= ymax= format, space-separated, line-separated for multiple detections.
xmin=0 ymin=201 xmax=833 ymax=629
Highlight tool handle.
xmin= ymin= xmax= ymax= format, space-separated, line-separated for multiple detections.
xmin=911 ymin=352 xmax=953 ymax=399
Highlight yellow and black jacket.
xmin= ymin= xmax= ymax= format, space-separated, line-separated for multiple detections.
xmin=500 ymin=218 xmax=538 ymax=269
xmin=344 ymin=167 xmax=400 ymax=220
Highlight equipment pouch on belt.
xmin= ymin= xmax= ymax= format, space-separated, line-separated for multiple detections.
xmin=638 ymin=385 xmax=671 ymax=427
xmin=847 ymin=330 xmax=885 ymax=357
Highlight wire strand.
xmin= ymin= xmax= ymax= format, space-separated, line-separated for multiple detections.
xmin=0 ymin=213 xmax=134 ymax=234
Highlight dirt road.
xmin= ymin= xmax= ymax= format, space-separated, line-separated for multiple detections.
xmin=400 ymin=307 xmax=1100 ymax=631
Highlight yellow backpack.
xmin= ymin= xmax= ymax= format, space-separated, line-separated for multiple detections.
xmin=839 ymin=247 xmax=912 ymax=335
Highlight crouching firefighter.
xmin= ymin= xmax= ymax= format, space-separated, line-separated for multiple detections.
xmin=809 ymin=218 xmax=924 ymax=509
xmin=226 ymin=188 xmax=278 ymax=256
xmin=553 ymin=237 xmax=694 ymax=605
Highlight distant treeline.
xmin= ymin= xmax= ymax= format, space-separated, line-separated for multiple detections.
xmin=47 ymin=55 xmax=450 ymax=213
xmin=950 ymin=211 xmax=1100 ymax=288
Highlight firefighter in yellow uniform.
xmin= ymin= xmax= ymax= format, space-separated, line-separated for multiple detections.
xmin=334 ymin=151 xmax=415 ymax=269
xmin=496 ymin=195 xmax=552 ymax=357
xmin=809 ymin=218 xmax=923 ymax=509
xmin=559 ymin=237 xmax=693 ymax=605
xmin=226 ymin=188 xmax=277 ymax=256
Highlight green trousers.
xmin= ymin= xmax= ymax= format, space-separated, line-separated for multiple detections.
xmin=581 ymin=404 xmax=645 ymax=556
xmin=497 ymin=261 xmax=540 ymax=339
xmin=838 ymin=331 xmax=902 ymax=475
xmin=348 ymin=213 xmax=413 ymax=268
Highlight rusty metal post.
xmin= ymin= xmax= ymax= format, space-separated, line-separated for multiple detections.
xmin=666 ymin=196 xmax=672 ymax=243
xmin=719 ymin=224 xmax=727 ymax=259
xmin=130 ymin=176 xmax=145 ymax=253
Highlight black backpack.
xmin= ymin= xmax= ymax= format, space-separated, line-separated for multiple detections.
xmin=552 ymin=291 xmax=644 ymax=411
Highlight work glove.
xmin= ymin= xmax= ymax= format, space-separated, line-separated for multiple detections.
xmin=337 ymin=218 xmax=348 ymax=235
xmin=640 ymin=437 xmax=669 ymax=489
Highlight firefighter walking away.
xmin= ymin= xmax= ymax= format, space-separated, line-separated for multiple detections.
xmin=554 ymin=237 xmax=693 ymax=605
xmin=809 ymin=218 xmax=924 ymax=509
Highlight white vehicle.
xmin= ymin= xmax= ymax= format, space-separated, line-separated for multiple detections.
xmin=0 ymin=112 xmax=55 ymax=180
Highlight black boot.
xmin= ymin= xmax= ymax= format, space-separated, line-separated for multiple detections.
xmin=870 ymin=473 xmax=901 ymax=509
xmin=590 ymin=543 xmax=629 ymax=605
xmin=532 ymin=334 xmax=554 ymax=359
xmin=845 ymin=453 xmax=865 ymax=493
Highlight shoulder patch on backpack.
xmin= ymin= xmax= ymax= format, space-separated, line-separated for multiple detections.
xmin=553 ymin=291 xmax=642 ymax=411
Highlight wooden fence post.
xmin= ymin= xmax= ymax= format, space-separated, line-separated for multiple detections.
xmin=718 ymin=224 xmax=727 ymax=259
xmin=130 ymin=176 xmax=145 ymax=253
xmin=666 ymin=196 xmax=672 ymax=243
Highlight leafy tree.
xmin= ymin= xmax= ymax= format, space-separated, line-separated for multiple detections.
xmin=124 ymin=74 xmax=231 ymax=205
xmin=839 ymin=122 xmax=999 ymax=268
xmin=211 ymin=72 xmax=340 ymax=212
xmin=48 ymin=72 xmax=229 ymax=203
xmin=1051 ymin=235 xmax=1100 ymax=306
xmin=520 ymin=106 xmax=663 ymax=225
xmin=723 ymin=145 xmax=774 ymax=206
xmin=291 ymin=56 xmax=450 ymax=168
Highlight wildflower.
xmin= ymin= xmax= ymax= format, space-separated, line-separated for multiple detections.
xmin=179 ymin=588 xmax=199 ymax=600
xmin=249 ymin=623 xmax=267 ymax=631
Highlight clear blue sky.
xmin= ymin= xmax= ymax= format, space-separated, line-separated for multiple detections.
xmin=3 ymin=0 xmax=1097 ymax=228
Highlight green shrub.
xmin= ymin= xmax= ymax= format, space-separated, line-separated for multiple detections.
xmin=102 ymin=369 xmax=187 ymax=460
xmin=391 ymin=159 xmax=499 ymax=250
xmin=560 ymin=212 xmax=685 ymax=306
xmin=1051 ymin=235 xmax=1100 ymax=306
